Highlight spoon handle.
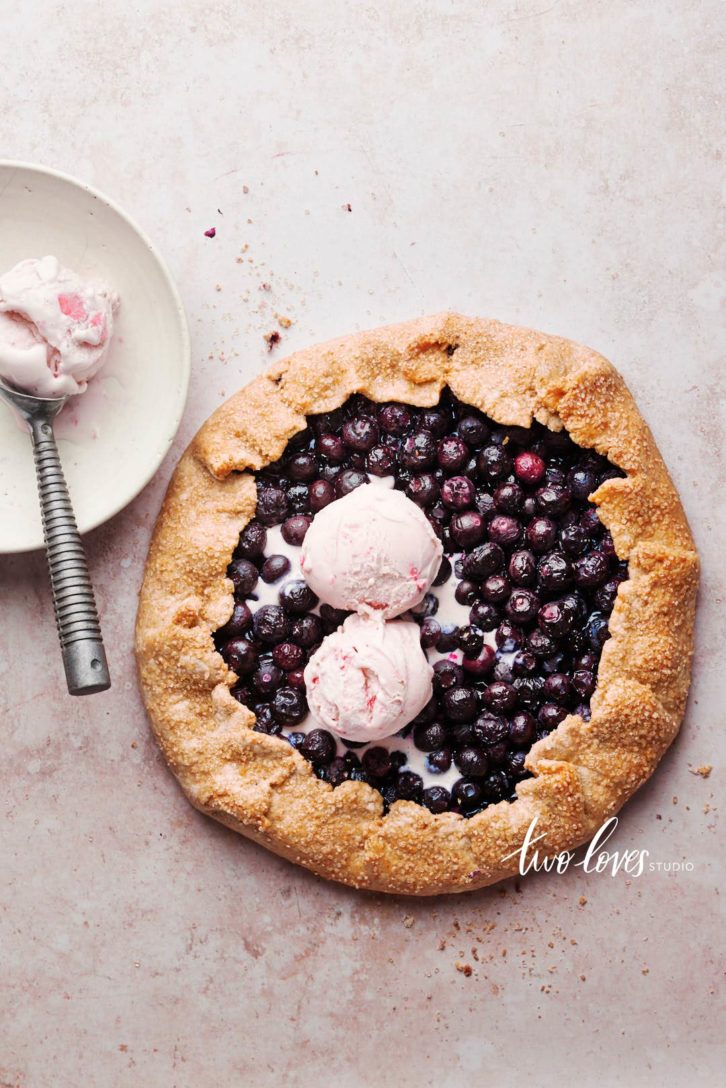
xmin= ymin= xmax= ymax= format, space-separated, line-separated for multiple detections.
xmin=29 ymin=417 xmax=111 ymax=695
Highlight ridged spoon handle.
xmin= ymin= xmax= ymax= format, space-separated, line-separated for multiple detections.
xmin=29 ymin=416 xmax=111 ymax=695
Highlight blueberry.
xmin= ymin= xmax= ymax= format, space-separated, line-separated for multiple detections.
xmin=462 ymin=644 xmax=497 ymax=677
xmin=413 ymin=721 xmax=448 ymax=751
xmin=317 ymin=433 xmax=346 ymax=463
xmin=437 ymin=435 xmax=469 ymax=472
xmin=457 ymin=415 xmax=490 ymax=447
xmin=272 ymin=642 xmax=305 ymax=671
xmin=400 ymin=431 xmax=437 ymax=470
xmin=423 ymin=785 xmax=451 ymax=813
xmin=367 ymin=445 xmax=397 ymax=476
xmin=235 ymin=520 xmax=267 ymax=559
xmin=526 ymin=516 xmax=557 ymax=552
xmin=288 ymin=452 xmax=318 ymax=482
xmin=335 ymin=469 xmax=369 ymax=497
xmin=407 ymin=473 xmax=440 ymax=507
xmin=279 ymin=579 xmax=318 ymax=615
xmin=442 ymin=686 xmax=478 ymax=722
xmin=455 ymin=579 xmax=480 ymax=606
xmin=309 ymin=479 xmax=336 ymax=512
xmin=537 ymin=600 xmax=573 ymax=637
xmin=440 ymin=476 xmax=476 ymax=510
xmin=252 ymin=663 xmax=284 ymax=694
xmin=493 ymin=482 xmax=524 ymax=514
xmin=469 ymin=601 xmax=499 ymax=630
xmin=505 ymin=588 xmax=540 ymax=625
xmin=342 ymin=417 xmax=379 ymax=452
xmin=289 ymin=613 xmax=323 ymax=649
xmin=451 ymin=779 xmax=483 ymax=812
xmin=419 ymin=617 xmax=441 ymax=649
xmin=228 ymin=558 xmax=259 ymax=596
xmin=426 ymin=748 xmax=453 ymax=774
xmin=257 ymin=486 xmax=289 ymax=526
xmin=514 ymin=451 xmax=545 ymax=486
xmin=433 ymin=659 xmax=465 ymax=691
xmin=472 ymin=712 xmax=508 ymax=745
xmin=573 ymin=551 xmax=610 ymax=588
xmin=220 ymin=637 xmax=257 ymax=674
xmin=433 ymin=556 xmax=453 ymax=586
xmin=508 ymin=711 xmax=536 ymax=747
xmin=481 ymin=574 xmax=511 ymax=605
xmin=462 ymin=542 xmax=504 ymax=579
xmin=320 ymin=603 xmax=350 ymax=634
xmin=378 ymin=403 xmax=412 ymax=435
xmin=216 ymin=601 xmax=252 ymax=641
xmin=455 ymin=747 xmax=489 ymax=778
xmin=537 ymin=551 xmax=572 ymax=591
xmin=253 ymin=605 xmax=290 ymax=644
xmin=544 ymin=673 xmax=574 ymax=705
xmin=396 ymin=771 xmax=424 ymax=802
xmin=482 ymin=681 xmax=517 ymax=712
xmin=477 ymin=445 xmax=512 ymax=482
xmin=362 ymin=747 xmax=393 ymax=780
xmin=301 ymin=728 xmax=336 ymax=764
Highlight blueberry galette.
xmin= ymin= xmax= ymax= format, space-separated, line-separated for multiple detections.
xmin=136 ymin=314 xmax=698 ymax=894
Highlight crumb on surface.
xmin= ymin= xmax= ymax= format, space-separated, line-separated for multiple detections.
xmin=455 ymin=961 xmax=472 ymax=977
xmin=264 ymin=330 xmax=281 ymax=351
xmin=402 ymin=915 xmax=414 ymax=929
xmin=578 ymin=896 xmax=587 ymax=906
xmin=276 ymin=314 xmax=293 ymax=329
xmin=342 ymin=202 xmax=352 ymax=212
xmin=204 ymin=227 xmax=216 ymax=238
xmin=689 ymin=764 xmax=713 ymax=778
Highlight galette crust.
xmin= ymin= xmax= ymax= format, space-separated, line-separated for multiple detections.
xmin=135 ymin=314 xmax=698 ymax=895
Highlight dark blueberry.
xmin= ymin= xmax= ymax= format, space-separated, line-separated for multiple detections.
xmin=512 ymin=650 xmax=538 ymax=676
xmin=362 ymin=747 xmax=393 ymax=780
xmin=260 ymin=555 xmax=290 ymax=588
xmin=437 ymin=435 xmax=469 ymax=472
xmin=413 ymin=721 xmax=448 ymax=751
xmin=436 ymin=623 xmax=460 ymax=652
xmin=587 ymin=613 xmax=610 ymax=650
xmin=450 ymin=511 xmax=485 ymax=548
xmin=287 ymin=731 xmax=306 ymax=749
xmin=321 ymin=757 xmax=349 ymax=787
xmin=440 ymin=476 xmax=475 ymax=510
xmin=572 ymin=669 xmax=596 ymax=698
xmin=594 ymin=578 xmax=623 ymax=612
xmin=477 ymin=445 xmax=512 ymax=482
xmin=455 ymin=747 xmax=489 ymax=778
xmin=320 ymin=603 xmax=350 ymax=634
xmin=335 ymin=470 xmax=369 ymax=498
xmin=457 ymin=625 xmax=484 ymax=657
xmin=228 ymin=557 xmax=259 ymax=596
xmin=514 ymin=451 xmax=545 ymax=486
xmin=345 ymin=394 xmax=377 ymax=419
xmin=475 ymin=490 xmax=497 ymax=520
xmin=433 ymin=659 xmax=465 ymax=691
xmin=419 ymin=407 xmax=451 ymax=437
xmin=285 ymin=671 xmax=305 ymax=692
xmin=541 ymin=652 xmax=566 ymax=675
xmin=271 ymin=686 xmax=308 ymax=725
xmin=560 ymin=524 xmax=590 ymax=557
xmin=526 ymin=628 xmax=557 ymax=658
xmin=281 ymin=515 xmax=312 ymax=546
xmin=508 ymin=549 xmax=537 ymax=586
xmin=455 ymin=579 xmax=480 ymax=606
xmin=462 ymin=644 xmax=497 ymax=678
xmin=505 ymin=588 xmax=540 ymax=625
xmin=580 ymin=507 xmax=603 ymax=536
xmin=462 ymin=542 xmax=504 ymax=580
xmin=458 ymin=415 xmax=490 ymax=447
xmin=235 ymin=520 xmax=267 ymax=559
xmin=279 ymin=579 xmax=318 ymax=615
xmin=396 ymin=771 xmax=424 ymax=802
xmin=537 ymin=551 xmax=572 ymax=591
xmin=410 ymin=593 xmax=438 ymax=619
xmin=220 ymin=637 xmax=257 ymax=674
xmin=599 ymin=531 xmax=618 ymax=560
xmin=482 ymin=681 xmax=517 ymax=713
xmin=481 ymin=574 xmax=511 ymax=605
xmin=342 ymin=417 xmax=379 ymax=452
xmin=507 ymin=750 xmax=528 ymax=779
xmin=367 ymin=445 xmax=396 ymax=476
xmin=488 ymin=515 xmax=522 ymax=548
xmin=537 ymin=702 xmax=568 ymax=731
xmin=574 ymin=704 xmax=592 ymax=722
xmin=544 ymin=673 xmax=574 ymax=705
xmin=378 ymin=403 xmax=412 ymax=435
xmin=253 ymin=708 xmax=283 ymax=736
xmin=311 ymin=409 xmax=344 ymax=436
xmin=252 ymin=605 xmax=290 ymax=644
xmin=301 ymin=728 xmax=336 ymax=764
xmin=230 ymin=682 xmax=255 ymax=708
xmin=400 ymin=431 xmax=437 ymax=470
xmin=309 ymin=479 xmax=336 ymax=512
xmin=573 ymin=551 xmax=610 ymax=588
xmin=410 ymin=696 xmax=438 ymax=728
xmin=433 ymin=556 xmax=452 ymax=586
xmin=495 ymin=621 xmax=524 ymax=652
xmin=407 ymin=473 xmax=440 ymax=507
xmin=526 ymin=516 xmax=557 ymax=553
xmin=568 ymin=467 xmax=598 ymax=501
xmin=289 ymin=452 xmax=318 ymax=482
xmin=422 ymin=785 xmax=451 ymax=813
xmin=289 ymin=613 xmax=323 ymax=649
xmin=426 ymin=748 xmax=453 ymax=775
xmin=545 ymin=466 xmax=567 ymax=486
xmin=451 ymin=779 xmax=483 ymax=812
xmin=472 ymin=712 xmax=508 ymax=746
xmin=509 ymin=711 xmax=536 ymax=747
xmin=252 ymin=663 xmax=284 ymax=694
xmin=492 ymin=660 xmax=514 ymax=683
xmin=480 ymin=771 xmax=510 ymax=802
xmin=442 ymin=686 xmax=479 ymax=722
xmin=257 ymin=486 xmax=289 ymax=526
xmin=272 ymin=642 xmax=305 ymax=671
xmin=574 ymin=650 xmax=598 ymax=670
xmin=469 ymin=601 xmax=499 ymax=630
xmin=419 ymin=618 xmax=441 ymax=649
xmin=317 ymin=433 xmax=346 ymax=463
xmin=216 ymin=601 xmax=253 ymax=641
xmin=513 ymin=675 xmax=546 ymax=709
xmin=494 ymin=482 xmax=524 ymax=515
xmin=286 ymin=483 xmax=310 ymax=512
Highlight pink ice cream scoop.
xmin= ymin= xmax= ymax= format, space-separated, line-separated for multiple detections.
xmin=304 ymin=613 xmax=433 ymax=742
xmin=301 ymin=485 xmax=443 ymax=619
xmin=0 ymin=256 xmax=119 ymax=398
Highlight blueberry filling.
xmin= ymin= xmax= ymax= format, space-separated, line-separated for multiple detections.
xmin=214 ymin=389 xmax=628 ymax=818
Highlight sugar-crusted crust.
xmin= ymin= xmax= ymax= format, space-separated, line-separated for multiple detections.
xmin=135 ymin=314 xmax=699 ymax=895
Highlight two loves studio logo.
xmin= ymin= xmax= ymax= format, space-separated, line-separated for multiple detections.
xmin=501 ymin=816 xmax=694 ymax=877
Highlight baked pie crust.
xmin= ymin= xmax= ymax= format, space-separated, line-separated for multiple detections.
xmin=135 ymin=314 xmax=698 ymax=895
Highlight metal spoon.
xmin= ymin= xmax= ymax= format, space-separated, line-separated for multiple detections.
xmin=0 ymin=377 xmax=111 ymax=694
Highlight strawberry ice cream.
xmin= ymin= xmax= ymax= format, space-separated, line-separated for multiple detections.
xmin=300 ymin=485 xmax=443 ymax=620
xmin=304 ymin=613 xmax=433 ymax=742
xmin=0 ymin=256 xmax=118 ymax=398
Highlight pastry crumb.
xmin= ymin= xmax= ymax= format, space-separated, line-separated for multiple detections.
xmin=264 ymin=331 xmax=281 ymax=351
xmin=276 ymin=314 xmax=293 ymax=329
xmin=342 ymin=202 xmax=352 ymax=212
xmin=578 ymin=896 xmax=587 ymax=906
xmin=402 ymin=915 xmax=414 ymax=929
xmin=455 ymin=961 xmax=472 ymax=977
xmin=689 ymin=764 xmax=712 ymax=778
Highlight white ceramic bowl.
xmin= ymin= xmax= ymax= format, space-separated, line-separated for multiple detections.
xmin=0 ymin=162 xmax=190 ymax=553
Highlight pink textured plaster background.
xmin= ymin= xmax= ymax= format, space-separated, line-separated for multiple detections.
xmin=0 ymin=2 xmax=723 ymax=1086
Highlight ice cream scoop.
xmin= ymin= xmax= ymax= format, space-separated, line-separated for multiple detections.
xmin=304 ymin=613 xmax=433 ymax=742
xmin=301 ymin=484 xmax=443 ymax=619
xmin=0 ymin=255 xmax=118 ymax=398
